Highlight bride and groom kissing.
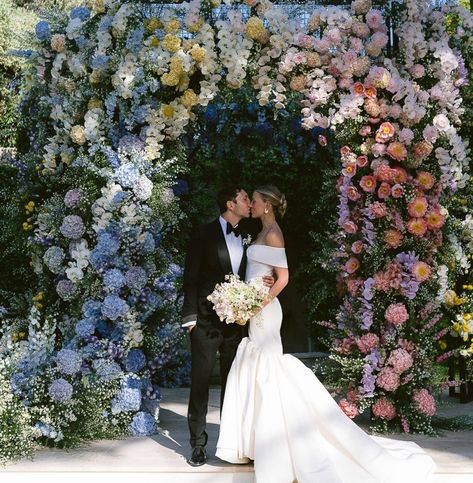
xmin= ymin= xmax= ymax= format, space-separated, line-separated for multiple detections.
xmin=181 ymin=185 xmax=436 ymax=483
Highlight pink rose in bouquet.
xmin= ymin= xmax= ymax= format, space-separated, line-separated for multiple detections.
xmin=339 ymin=399 xmax=359 ymax=419
xmin=372 ymin=397 xmax=397 ymax=420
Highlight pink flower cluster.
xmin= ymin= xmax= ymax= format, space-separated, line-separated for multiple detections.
xmin=339 ymin=399 xmax=359 ymax=419
xmin=356 ymin=332 xmax=379 ymax=354
xmin=412 ymin=389 xmax=436 ymax=416
xmin=387 ymin=348 xmax=413 ymax=374
xmin=385 ymin=303 xmax=409 ymax=326
xmin=376 ymin=367 xmax=400 ymax=392
xmin=372 ymin=397 xmax=397 ymax=420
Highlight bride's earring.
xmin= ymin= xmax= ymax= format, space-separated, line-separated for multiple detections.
xmin=264 ymin=207 xmax=269 ymax=214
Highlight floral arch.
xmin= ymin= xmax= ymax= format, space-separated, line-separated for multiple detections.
xmin=1 ymin=0 xmax=472 ymax=463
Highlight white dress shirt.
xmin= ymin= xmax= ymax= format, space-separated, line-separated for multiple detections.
xmin=182 ymin=217 xmax=244 ymax=329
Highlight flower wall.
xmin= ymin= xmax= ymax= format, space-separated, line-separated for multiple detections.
xmin=0 ymin=0 xmax=472 ymax=464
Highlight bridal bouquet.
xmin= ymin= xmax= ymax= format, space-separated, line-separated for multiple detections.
xmin=207 ymin=275 xmax=270 ymax=326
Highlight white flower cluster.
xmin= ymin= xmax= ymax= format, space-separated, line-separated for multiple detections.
xmin=66 ymin=239 xmax=90 ymax=283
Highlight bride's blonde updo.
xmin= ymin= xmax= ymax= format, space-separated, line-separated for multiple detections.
xmin=255 ymin=185 xmax=287 ymax=218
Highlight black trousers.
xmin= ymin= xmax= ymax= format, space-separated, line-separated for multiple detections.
xmin=187 ymin=325 xmax=242 ymax=448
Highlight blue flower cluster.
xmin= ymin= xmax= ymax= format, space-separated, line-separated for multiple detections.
xmin=125 ymin=349 xmax=146 ymax=373
xmin=101 ymin=294 xmax=129 ymax=321
xmin=43 ymin=246 xmax=65 ymax=274
xmin=71 ymin=6 xmax=91 ymax=21
xmin=114 ymin=163 xmax=140 ymax=188
xmin=75 ymin=318 xmax=95 ymax=337
xmin=90 ymin=231 xmax=121 ymax=268
xmin=35 ymin=21 xmax=50 ymax=40
xmin=56 ymin=349 xmax=82 ymax=375
xmin=93 ymin=359 xmax=122 ymax=381
xmin=111 ymin=386 xmax=141 ymax=414
xmin=35 ymin=422 xmax=62 ymax=440
xmin=48 ymin=378 xmax=73 ymax=402
xmin=83 ymin=299 xmax=102 ymax=318
xmin=129 ymin=411 xmax=156 ymax=436
xmin=104 ymin=268 xmax=126 ymax=292
xmin=125 ymin=266 xmax=147 ymax=290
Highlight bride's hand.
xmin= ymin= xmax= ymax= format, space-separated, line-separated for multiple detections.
xmin=262 ymin=275 xmax=275 ymax=288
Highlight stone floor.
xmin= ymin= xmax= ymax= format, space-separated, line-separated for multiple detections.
xmin=2 ymin=387 xmax=473 ymax=483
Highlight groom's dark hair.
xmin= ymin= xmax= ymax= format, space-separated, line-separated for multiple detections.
xmin=217 ymin=186 xmax=244 ymax=213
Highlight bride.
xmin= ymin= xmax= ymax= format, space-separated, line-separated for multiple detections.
xmin=216 ymin=185 xmax=436 ymax=483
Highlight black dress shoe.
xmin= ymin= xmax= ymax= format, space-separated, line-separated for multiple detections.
xmin=187 ymin=446 xmax=206 ymax=467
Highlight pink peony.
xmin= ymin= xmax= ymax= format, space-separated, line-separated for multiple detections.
xmin=412 ymin=261 xmax=431 ymax=282
xmin=375 ymin=122 xmax=395 ymax=143
xmin=342 ymin=162 xmax=357 ymax=178
xmin=407 ymin=218 xmax=428 ymax=237
xmin=352 ymin=82 xmax=365 ymax=95
xmin=392 ymin=166 xmax=408 ymax=183
xmin=360 ymin=175 xmax=377 ymax=193
xmin=384 ymin=229 xmax=403 ymax=249
xmin=426 ymin=209 xmax=445 ymax=231
xmin=378 ymin=182 xmax=391 ymax=199
xmin=347 ymin=186 xmax=361 ymax=201
xmin=391 ymin=183 xmax=404 ymax=198
xmin=347 ymin=278 xmax=363 ymax=296
xmin=351 ymin=240 xmax=364 ymax=254
xmin=387 ymin=142 xmax=407 ymax=161
xmin=368 ymin=201 xmax=387 ymax=218
xmin=343 ymin=220 xmax=358 ymax=234
xmin=371 ymin=143 xmax=386 ymax=157
xmin=376 ymin=367 xmax=400 ymax=392
xmin=385 ymin=303 xmax=409 ymax=326
xmin=356 ymin=333 xmax=380 ymax=354
xmin=344 ymin=257 xmax=360 ymax=274
xmin=416 ymin=171 xmax=435 ymax=190
xmin=387 ymin=348 xmax=413 ymax=374
xmin=366 ymin=9 xmax=384 ymax=30
xmin=408 ymin=197 xmax=428 ymax=218
xmin=413 ymin=389 xmax=436 ymax=416
xmin=357 ymin=155 xmax=369 ymax=168
xmin=339 ymin=399 xmax=359 ymax=419
xmin=410 ymin=64 xmax=425 ymax=79
xmin=372 ymin=397 xmax=397 ymax=420
xmin=358 ymin=125 xmax=372 ymax=136
xmin=374 ymin=164 xmax=396 ymax=183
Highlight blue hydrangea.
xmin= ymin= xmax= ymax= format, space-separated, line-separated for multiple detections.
xmin=56 ymin=279 xmax=77 ymax=301
xmin=82 ymin=299 xmax=102 ymax=318
xmin=101 ymin=295 xmax=129 ymax=320
xmin=125 ymin=266 xmax=148 ymax=290
xmin=35 ymin=21 xmax=50 ymax=40
xmin=43 ymin=246 xmax=65 ymax=274
xmin=64 ymin=188 xmax=83 ymax=208
xmin=60 ymin=215 xmax=85 ymax=239
xmin=93 ymin=359 xmax=122 ymax=381
xmin=126 ymin=349 xmax=146 ymax=373
xmin=129 ymin=411 xmax=156 ymax=436
xmin=75 ymin=318 xmax=96 ymax=337
xmin=141 ymin=232 xmax=155 ymax=254
xmin=56 ymin=349 xmax=82 ymax=375
xmin=118 ymin=135 xmax=145 ymax=154
xmin=48 ymin=378 xmax=73 ymax=402
xmin=90 ymin=54 xmax=111 ymax=70
xmin=71 ymin=6 xmax=91 ymax=20
xmin=75 ymin=35 xmax=88 ymax=49
xmin=104 ymin=268 xmax=126 ymax=292
xmin=111 ymin=387 xmax=141 ymax=414
xmin=114 ymin=163 xmax=140 ymax=188
xmin=111 ymin=191 xmax=129 ymax=207
xmin=97 ymin=231 xmax=120 ymax=256
xmin=126 ymin=27 xmax=144 ymax=55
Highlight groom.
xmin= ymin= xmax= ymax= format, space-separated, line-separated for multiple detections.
xmin=181 ymin=186 xmax=272 ymax=466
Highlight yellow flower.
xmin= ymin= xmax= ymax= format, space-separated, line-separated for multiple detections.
xmin=61 ymin=152 xmax=71 ymax=164
xmin=162 ymin=105 xmax=175 ymax=117
xmin=454 ymin=294 xmax=465 ymax=305
xmin=246 ymin=17 xmax=266 ymax=40
xmin=149 ymin=36 xmax=160 ymax=48
xmin=438 ymin=340 xmax=447 ymax=351
xmin=181 ymin=89 xmax=198 ymax=108
xmin=163 ymin=34 xmax=181 ymax=53
xmin=190 ymin=44 xmax=206 ymax=62
xmin=452 ymin=322 xmax=460 ymax=332
xmin=88 ymin=98 xmax=103 ymax=110
xmin=464 ymin=313 xmax=472 ymax=321
xmin=161 ymin=71 xmax=180 ymax=87
xmin=22 ymin=222 xmax=31 ymax=231
xmin=36 ymin=303 xmax=43 ymax=310
xmin=93 ymin=0 xmax=105 ymax=14
xmin=165 ymin=19 xmax=181 ymax=34
xmin=187 ymin=17 xmax=204 ymax=33
xmin=144 ymin=17 xmax=162 ymax=33
xmin=170 ymin=55 xmax=184 ymax=75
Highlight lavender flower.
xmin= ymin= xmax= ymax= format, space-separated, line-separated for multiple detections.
xmin=129 ymin=411 xmax=156 ymax=436
xmin=56 ymin=349 xmax=82 ymax=375
xmin=60 ymin=215 xmax=85 ymax=239
xmin=56 ymin=279 xmax=77 ymax=301
xmin=101 ymin=295 xmax=129 ymax=320
xmin=48 ymin=378 xmax=73 ymax=402
xmin=125 ymin=267 xmax=148 ymax=290
xmin=362 ymin=277 xmax=375 ymax=301
xmin=64 ymin=189 xmax=83 ymax=208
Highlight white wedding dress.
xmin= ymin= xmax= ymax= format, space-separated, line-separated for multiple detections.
xmin=216 ymin=245 xmax=436 ymax=483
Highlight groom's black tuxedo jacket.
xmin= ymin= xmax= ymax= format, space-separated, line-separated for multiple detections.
xmin=182 ymin=218 xmax=247 ymax=330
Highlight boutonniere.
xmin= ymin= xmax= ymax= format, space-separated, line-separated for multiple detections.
xmin=242 ymin=234 xmax=252 ymax=246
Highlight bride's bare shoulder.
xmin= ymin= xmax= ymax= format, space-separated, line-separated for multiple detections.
xmin=265 ymin=226 xmax=285 ymax=248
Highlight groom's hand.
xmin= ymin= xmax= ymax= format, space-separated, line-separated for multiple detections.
xmin=262 ymin=275 xmax=275 ymax=288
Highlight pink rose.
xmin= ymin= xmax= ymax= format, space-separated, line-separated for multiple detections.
xmin=339 ymin=399 xmax=359 ymax=419
xmin=343 ymin=220 xmax=358 ymax=234
xmin=344 ymin=257 xmax=360 ymax=274
xmin=372 ymin=398 xmax=397 ymax=420
xmin=351 ymin=240 xmax=364 ymax=254
xmin=410 ymin=64 xmax=425 ymax=79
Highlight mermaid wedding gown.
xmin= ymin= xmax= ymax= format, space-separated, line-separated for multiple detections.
xmin=216 ymin=245 xmax=435 ymax=483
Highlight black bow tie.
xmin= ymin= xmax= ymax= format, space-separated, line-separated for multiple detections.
xmin=226 ymin=222 xmax=241 ymax=237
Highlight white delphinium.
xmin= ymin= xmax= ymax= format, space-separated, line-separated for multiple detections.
xmin=435 ymin=265 xmax=449 ymax=304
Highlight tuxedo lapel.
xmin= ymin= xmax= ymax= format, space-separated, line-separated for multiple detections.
xmin=212 ymin=219 xmax=233 ymax=276
xmin=238 ymin=244 xmax=247 ymax=279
